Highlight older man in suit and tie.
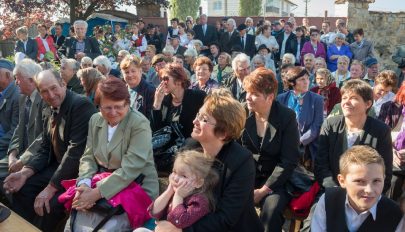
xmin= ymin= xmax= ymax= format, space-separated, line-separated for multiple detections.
xmin=3 ymin=69 xmax=97 ymax=231
xmin=0 ymin=59 xmax=44 ymax=185
xmin=193 ymin=14 xmax=218 ymax=52
xmin=219 ymin=18 xmax=239 ymax=54
xmin=59 ymin=20 xmax=101 ymax=60
xmin=234 ymin=23 xmax=256 ymax=58
xmin=14 ymin=26 xmax=38 ymax=61
xmin=0 ymin=59 xmax=19 ymax=161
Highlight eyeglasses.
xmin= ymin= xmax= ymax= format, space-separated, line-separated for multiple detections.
xmin=195 ymin=112 xmax=216 ymax=126
xmin=311 ymin=34 xmax=319 ymax=37
xmin=100 ymin=103 xmax=127 ymax=112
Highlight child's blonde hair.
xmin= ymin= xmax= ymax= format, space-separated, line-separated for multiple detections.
xmin=174 ymin=150 xmax=219 ymax=210
xmin=339 ymin=145 xmax=385 ymax=177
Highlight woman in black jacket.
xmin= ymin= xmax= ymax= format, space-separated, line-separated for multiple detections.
xmin=154 ymin=89 xmax=264 ymax=232
xmin=152 ymin=63 xmax=206 ymax=139
xmin=151 ymin=63 xmax=206 ymax=173
xmin=240 ymin=67 xmax=301 ymax=232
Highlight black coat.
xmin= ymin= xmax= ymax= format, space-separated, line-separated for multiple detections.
xmin=174 ymin=45 xmax=187 ymax=56
xmin=232 ymin=34 xmax=256 ymax=58
xmin=25 ymin=90 xmax=97 ymax=190
xmin=222 ymin=73 xmax=246 ymax=103
xmin=275 ymin=32 xmax=296 ymax=62
xmin=219 ymin=30 xmax=239 ymax=54
xmin=193 ymin=24 xmax=218 ymax=46
xmin=59 ymin=36 xmax=101 ymax=59
xmin=51 ymin=34 xmax=66 ymax=49
xmin=151 ymin=89 xmax=206 ymax=138
xmin=241 ymin=101 xmax=300 ymax=190
xmin=314 ymin=115 xmax=393 ymax=193
xmin=183 ymin=140 xmax=264 ymax=232
xmin=289 ymin=37 xmax=309 ymax=64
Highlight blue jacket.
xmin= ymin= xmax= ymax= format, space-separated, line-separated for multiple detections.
xmin=277 ymin=91 xmax=324 ymax=159
xmin=0 ymin=82 xmax=19 ymax=159
xmin=15 ymin=38 xmax=38 ymax=61
xmin=327 ymin=44 xmax=352 ymax=72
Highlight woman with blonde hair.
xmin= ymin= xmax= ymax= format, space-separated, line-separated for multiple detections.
xmin=154 ymin=88 xmax=264 ymax=232
xmin=121 ymin=55 xmax=156 ymax=119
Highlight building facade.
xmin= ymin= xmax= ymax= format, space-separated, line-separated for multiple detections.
xmin=206 ymin=0 xmax=297 ymax=17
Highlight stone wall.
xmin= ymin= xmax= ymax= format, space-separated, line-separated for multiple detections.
xmin=341 ymin=0 xmax=405 ymax=70
xmin=367 ymin=11 xmax=405 ymax=69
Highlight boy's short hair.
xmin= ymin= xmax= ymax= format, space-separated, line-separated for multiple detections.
xmin=339 ymin=145 xmax=385 ymax=177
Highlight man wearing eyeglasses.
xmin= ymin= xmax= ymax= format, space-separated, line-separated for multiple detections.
xmin=3 ymin=69 xmax=97 ymax=231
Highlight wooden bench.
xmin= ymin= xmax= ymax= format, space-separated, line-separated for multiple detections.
xmin=0 ymin=203 xmax=40 ymax=232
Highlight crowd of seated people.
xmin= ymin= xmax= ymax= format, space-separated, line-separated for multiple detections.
xmin=1 ymin=15 xmax=405 ymax=232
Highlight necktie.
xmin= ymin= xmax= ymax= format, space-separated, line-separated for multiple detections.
xmin=51 ymin=107 xmax=58 ymax=128
xmin=203 ymin=25 xmax=206 ymax=36
xmin=50 ymin=107 xmax=62 ymax=162
xmin=25 ymin=97 xmax=32 ymax=122
xmin=24 ymin=97 xmax=32 ymax=148
xmin=241 ymin=37 xmax=244 ymax=49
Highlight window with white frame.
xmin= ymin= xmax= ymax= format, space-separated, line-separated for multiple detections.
xmin=213 ymin=1 xmax=222 ymax=10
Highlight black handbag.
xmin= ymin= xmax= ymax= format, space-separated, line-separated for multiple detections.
xmin=286 ymin=165 xmax=315 ymax=197
xmin=152 ymin=125 xmax=173 ymax=150
xmin=152 ymin=122 xmax=185 ymax=175
xmin=70 ymin=174 xmax=145 ymax=232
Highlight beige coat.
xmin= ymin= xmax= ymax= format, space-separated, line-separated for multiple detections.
xmin=78 ymin=110 xmax=159 ymax=200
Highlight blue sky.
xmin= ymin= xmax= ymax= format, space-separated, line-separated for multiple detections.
xmin=293 ymin=0 xmax=405 ymax=17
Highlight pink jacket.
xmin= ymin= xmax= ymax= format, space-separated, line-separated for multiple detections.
xmin=58 ymin=172 xmax=152 ymax=228
xmin=148 ymin=193 xmax=210 ymax=229
xmin=300 ymin=41 xmax=326 ymax=65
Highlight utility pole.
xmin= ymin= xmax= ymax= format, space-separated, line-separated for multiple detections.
xmin=303 ymin=0 xmax=311 ymax=17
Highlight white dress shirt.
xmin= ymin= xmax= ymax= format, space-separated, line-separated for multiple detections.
xmin=311 ymin=193 xmax=405 ymax=232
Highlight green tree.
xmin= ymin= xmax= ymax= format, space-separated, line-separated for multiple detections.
xmin=1 ymin=0 xmax=169 ymax=26
xmin=239 ymin=0 xmax=262 ymax=16
xmin=169 ymin=0 xmax=200 ymax=21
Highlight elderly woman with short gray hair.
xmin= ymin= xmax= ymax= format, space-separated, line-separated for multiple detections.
xmin=93 ymin=55 xmax=113 ymax=77
xmin=326 ymin=32 xmax=353 ymax=72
